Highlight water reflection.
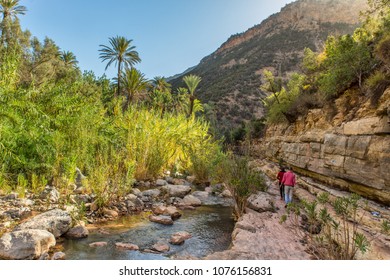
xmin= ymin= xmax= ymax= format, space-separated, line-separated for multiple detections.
xmin=61 ymin=205 xmax=234 ymax=260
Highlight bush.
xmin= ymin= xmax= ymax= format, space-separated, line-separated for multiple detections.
xmin=364 ymin=70 xmax=390 ymax=105
xmin=215 ymin=156 xmax=266 ymax=219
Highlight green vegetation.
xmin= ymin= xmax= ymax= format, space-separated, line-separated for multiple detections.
xmin=0 ymin=1 xmax=225 ymax=211
xmin=262 ymin=3 xmax=390 ymax=124
xmin=283 ymin=193 xmax=373 ymax=260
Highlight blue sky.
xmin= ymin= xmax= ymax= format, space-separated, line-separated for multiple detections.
xmin=19 ymin=0 xmax=294 ymax=80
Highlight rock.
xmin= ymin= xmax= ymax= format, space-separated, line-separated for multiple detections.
xmin=89 ymin=242 xmax=107 ymax=247
xmin=152 ymin=205 xmax=181 ymax=220
xmin=5 ymin=193 xmax=18 ymax=200
xmin=15 ymin=209 xmax=72 ymax=237
xmin=52 ymin=251 xmax=66 ymax=260
xmin=156 ymin=179 xmax=168 ymax=186
xmin=149 ymin=215 xmax=173 ymax=225
xmin=151 ymin=242 xmax=170 ymax=253
xmin=115 ymin=242 xmax=139 ymax=250
xmin=75 ymin=167 xmax=86 ymax=188
xmin=141 ymin=189 xmax=161 ymax=198
xmin=90 ymin=201 xmax=99 ymax=211
xmin=74 ymin=187 xmax=86 ymax=195
xmin=20 ymin=199 xmax=35 ymax=207
xmin=39 ymin=186 xmax=60 ymax=203
xmin=65 ymin=225 xmax=89 ymax=239
xmin=169 ymin=231 xmax=192 ymax=245
xmin=0 ymin=229 xmax=56 ymax=260
xmin=161 ymin=185 xmax=192 ymax=198
xmin=246 ymin=192 xmax=275 ymax=213
xmin=221 ymin=189 xmax=233 ymax=198
xmin=172 ymin=178 xmax=188 ymax=185
xmin=125 ymin=197 xmax=144 ymax=212
xmin=130 ymin=188 xmax=142 ymax=197
xmin=103 ymin=208 xmax=119 ymax=218
xmin=179 ymin=195 xmax=202 ymax=207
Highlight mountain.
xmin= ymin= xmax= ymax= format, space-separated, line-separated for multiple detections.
xmin=170 ymin=0 xmax=367 ymax=131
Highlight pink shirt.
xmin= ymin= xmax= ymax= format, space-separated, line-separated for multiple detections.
xmin=281 ymin=171 xmax=296 ymax=187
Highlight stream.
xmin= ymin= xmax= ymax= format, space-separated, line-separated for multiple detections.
xmin=61 ymin=204 xmax=235 ymax=260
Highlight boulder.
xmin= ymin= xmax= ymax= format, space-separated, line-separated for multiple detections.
xmin=169 ymin=231 xmax=192 ymax=245
xmin=149 ymin=215 xmax=173 ymax=225
xmin=141 ymin=189 xmax=161 ymax=198
xmin=39 ymin=186 xmax=60 ymax=203
xmin=156 ymin=179 xmax=168 ymax=186
xmin=103 ymin=208 xmax=119 ymax=218
xmin=65 ymin=225 xmax=89 ymax=239
xmin=246 ymin=192 xmax=275 ymax=213
xmin=180 ymin=195 xmax=202 ymax=207
xmin=130 ymin=188 xmax=142 ymax=197
xmin=151 ymin=241 xmax=170 ymax=253
xmin=161 ymin=185 xmax=192 ymax=198
xmin=115 ymin=242 xmax=139 ymax=250
xmin=0 ymin=229 xmax=56 ymax=260
xmin=152 ymin=205 xmax=181 ymax=220
xmin=125 ymin=197 xmax=144 ymax=212
xmin=14 ymin=209 xmax=72 ymax=237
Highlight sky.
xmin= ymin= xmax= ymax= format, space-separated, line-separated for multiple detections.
xmin=19 ymin=0 xmax=294 ymax=80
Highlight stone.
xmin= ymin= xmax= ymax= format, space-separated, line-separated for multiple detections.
xmin=149 ymin=215 xmax=173 ymax=225
xmin=156 ymin=179 xmax=168 ymax=186
xmin=130 ymin=188 xmax=142 ymax=197
xmin=247 ymin=192 xmax=275 ymax=213
xmin=39 ymin=186 xmax=60 ymax=203
xmin=125 ymin=197 xmax=144 ymax=212
xmin=89 ymin=242 xmax=107 ymax=247
xmin=221 ymin=189 xmax=233 ymax=198
xmin=153 ymin=205 xmax=182 ymax=220
xmin=115 ymin=242 xmax=139 ymax=250
xmin=75 ymin=167 xmax=86 ymax=188
xmin=52 ymin=251 xmax=66 ymax=260
xmin=0 ymin=229 xmax=56 ymax=260
xmin=344 ymin=117 xmax=390 ymax=135
xmin=162 ymin=185 xmax=192 ymax=198
xmin=5 ymin=193 xmax=18 ymax=200
xmin=151 ymin=242 xmax=170 ymax=253
xmin=186 ymin=176 xmax=196 ymax=183
xmin=65 ymin=225 xmax=89 ymax=239
xmin=103 ymin=208 xmax=119 ymax=218
xmin=20 ymin=199 xmax=34 ymax=207
xmin=172 ymin=178 xmax=187 ymax=185
xmin=169 ymin=231 xmax=192 ymax=245
xmin=141 ymin=189 xmax=161 ymax=198
xmin=15 ymin=209 xmax=72 ymax=238
xmin=180 ymin=195 xmax=202 ymax=207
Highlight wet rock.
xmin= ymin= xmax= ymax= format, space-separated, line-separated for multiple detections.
xmin=65 ymin=225 xmax=89 ymax=239
xmin=151 ymin=241 xmax=170 ymax=253
xmin=52 ymin=251 xmax=66 ymax=260
xmin=169 ymin=231 xmax=192 ymax=245
xmin=89 ymin=242 xmax=107 ymax=247
xmin=149 ymin=215 xmax=173 ymax=225
xmin=0 ymin=229 xmax=56 ymax=260
xmin=247 ymin=192 xmax=275 ymax=213
xmin=15 ymin=209 xmax=72 ymax=237
xmin=180 ymin=195 xmax=202 ymax=207
xmin=115 ymin=242 xmax=139 ymax=250
xmin=152 ymin=205 xmax=181 ymax=220
xmin=161 ymin=185 xmax=191 ymax=198
xmin=39 ymin=186 xmax=60 ymax=203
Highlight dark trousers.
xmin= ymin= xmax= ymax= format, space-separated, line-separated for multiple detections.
xmin=279 ymin=182 xmax=285 ymax=199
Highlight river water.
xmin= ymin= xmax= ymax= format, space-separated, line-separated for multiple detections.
xmin=61 ymin=204 xmax=235 ymax=260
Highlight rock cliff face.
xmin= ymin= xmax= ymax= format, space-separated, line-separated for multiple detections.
xmin=254 ymin=88 xmax=390 ymax=205
xmin=170 ymin=0 xmax=367 ymax=130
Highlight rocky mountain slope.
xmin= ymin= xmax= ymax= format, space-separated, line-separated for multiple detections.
xmin=170 ymin=0 xmax=367 ymax=130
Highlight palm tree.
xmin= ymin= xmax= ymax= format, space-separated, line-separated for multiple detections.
xmin=121 ymin=67 xmax=149 ymax=111
xmin=60 ymin=51 xmax=78 ymax=68
xmin=183 ymin=74 xmax=201 ymax=117
xmin=0 ymin=0 xmax=26 ymax=45
xmin=99 ymin=36 xmax=141 ymax=96
xmin=151 ymin=76 xmax=171 ymax=92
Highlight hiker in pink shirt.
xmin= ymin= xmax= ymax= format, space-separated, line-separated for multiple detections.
xmin=281 ymin=166 xmax=296 ymax=206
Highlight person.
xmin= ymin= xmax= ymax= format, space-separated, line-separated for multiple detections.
xmin=277 ymin=167 xmax=286 ymax=200
xmin=281 ymin=166 xmax=296 ymax=207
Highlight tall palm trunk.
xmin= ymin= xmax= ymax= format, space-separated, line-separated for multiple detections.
xmin=116 ymin=59 xmax=121 ymax=97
